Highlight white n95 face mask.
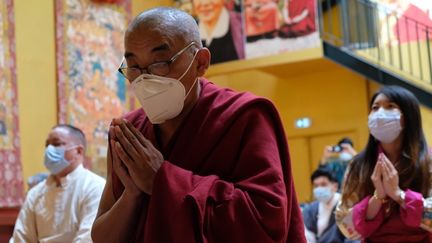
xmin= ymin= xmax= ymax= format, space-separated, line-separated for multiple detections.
xmin=368 ymin=108 xmax=402 ymax=144
xmin=131 ymin=53 xmax=198 ymax=124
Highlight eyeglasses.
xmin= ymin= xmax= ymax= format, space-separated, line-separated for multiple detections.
xmin=118 ymin=42 xmax=196 ymax=81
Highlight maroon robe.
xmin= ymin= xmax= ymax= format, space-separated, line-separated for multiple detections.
xmin=111 ymin=79 xmax=305 ymax=242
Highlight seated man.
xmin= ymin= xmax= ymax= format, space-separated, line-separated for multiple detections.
xmin=319 ymin=137 xmax=357 ymax=189
xmin=11 ymin=124 xmax=105 ymax=243
xmin=303 ymin=169 xmax=356 ymax=243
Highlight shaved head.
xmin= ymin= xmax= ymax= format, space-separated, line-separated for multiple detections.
xmin=122 ymin=6 xmax=211 ymax=107
xmin=127 ymin=7 xmax=202 ymax=48
xmin=52 ymin=124 xmax=86 ymax=150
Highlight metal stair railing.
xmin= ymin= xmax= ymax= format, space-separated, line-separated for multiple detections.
xmin=319 ymin=0 xmax=432 ymax=89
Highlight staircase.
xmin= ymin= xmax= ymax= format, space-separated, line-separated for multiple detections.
xmin=319 ymin=0 xmax=432 ymax=108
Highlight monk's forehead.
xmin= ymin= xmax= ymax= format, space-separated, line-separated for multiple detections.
xmin=126 ymin=24 xmax=183 ymax=46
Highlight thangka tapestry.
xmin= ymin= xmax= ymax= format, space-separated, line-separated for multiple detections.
xmin=244 ymin=0 xmax=320 ymax=58
xmin=55 ymin=0 xmax=132 ymax=177
xmin=173 ymin=0 xmax=320 ymax=60
xmin=174 ymin=0 xmax=246 ymax=64
xmin=0 ymin=0 xmax=24 ymax=207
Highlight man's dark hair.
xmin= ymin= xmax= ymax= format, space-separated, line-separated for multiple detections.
xmin=53 ymin=124 xmax=86 ymax=149
xmin=338 ymin=137 xmax=353 ymax=147
xmin=310 ymin=168 xmax=338 ymax=184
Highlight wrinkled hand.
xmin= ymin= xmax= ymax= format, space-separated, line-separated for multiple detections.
xmin=110 ymin=138 xmax=141 ymax=197
xmin=380 ymin=153 xmax=401 ymax=200
xmin=371 ymin=158 xmax=386 ymax=199
xmin=111 ymin=118 xmax=164 ymax=195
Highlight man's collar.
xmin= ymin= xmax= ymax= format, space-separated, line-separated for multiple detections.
xmin=48 ymin=164 xmax=84 ymax=187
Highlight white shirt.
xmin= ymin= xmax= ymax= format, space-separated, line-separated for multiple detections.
xmin=305 ymin=192 xmax=341 ymax=243
xmin=11 ymin=165 xmax=106 ymax=243
xmin=317 ymin=192 xmax=341 ymax=237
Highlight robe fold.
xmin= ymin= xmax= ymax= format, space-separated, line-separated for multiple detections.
xmin=111 ymin=79 xmax=305 ymax=242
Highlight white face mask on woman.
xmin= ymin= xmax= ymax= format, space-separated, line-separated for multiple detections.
xmin=131 ymin=52 xmax=198 ymax=124
xmin=368 ymin=108 xmax=402 ymax=144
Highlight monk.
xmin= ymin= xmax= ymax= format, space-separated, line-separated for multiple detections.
xmin=91 ymin=7 xmax=305 ymax=243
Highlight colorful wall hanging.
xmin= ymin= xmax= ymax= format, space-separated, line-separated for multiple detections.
xmin=55 ymin=0 xmax=132 ymax=177
xmin=0 ymin=0 xmax=24 ymax=207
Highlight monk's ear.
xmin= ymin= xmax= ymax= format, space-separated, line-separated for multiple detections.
xmin=195 ymin=48 xmax=210 ymax=77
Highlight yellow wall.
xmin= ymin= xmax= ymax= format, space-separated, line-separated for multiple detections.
xmin=133 ymin=0 xmax=172 ymax=15
xmin=208 ymin=58 xmax=370 ymax=202
xmin=422 ymin=106 xmax=432 ymax=145
xmin=15 ymin=0 xmax=57 ymax=188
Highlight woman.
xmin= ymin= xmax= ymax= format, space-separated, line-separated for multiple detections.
xmin=336 ymin=85 xmax=432 ymax=242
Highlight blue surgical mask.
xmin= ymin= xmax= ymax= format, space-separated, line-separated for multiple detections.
xmin=44 ymin=145 xmax=72 ymax=174
xmin=313 ymin=186 xmax=333 ymax=203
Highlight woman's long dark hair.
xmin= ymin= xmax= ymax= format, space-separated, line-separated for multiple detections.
xmin=342 ymin=86 xmax=431 ymax=204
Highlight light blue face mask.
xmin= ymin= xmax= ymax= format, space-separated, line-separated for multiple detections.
xmin=44 ymin=145 xmax=73 ymax=174
xmin=313 ymin=186 xmax=333 ymax=203
xmin=339 ymin=152 xmax=353 ymax=161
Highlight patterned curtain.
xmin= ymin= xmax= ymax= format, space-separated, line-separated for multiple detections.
xmin=0 ymin=0 xmax=24 ymax=207
xmin=55 ymin=0 xmax=132 ymax=177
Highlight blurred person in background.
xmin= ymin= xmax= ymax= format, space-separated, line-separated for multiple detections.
xmin=11 ymin=124 xmax=105 ymax=243
xmin=303 ymin=168 xmax=358 ymax=243
xmin=319 ymin=137 xmax=357 ymax=189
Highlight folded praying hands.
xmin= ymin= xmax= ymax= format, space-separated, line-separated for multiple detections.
xmin=110 ymin=118 xmax=164 ymax=195
xmin=371 ymin=152 xmax=404 ymax=203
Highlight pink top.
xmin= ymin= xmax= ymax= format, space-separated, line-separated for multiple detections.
xmin=352 ymin=190 xmax=431 ymax=242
